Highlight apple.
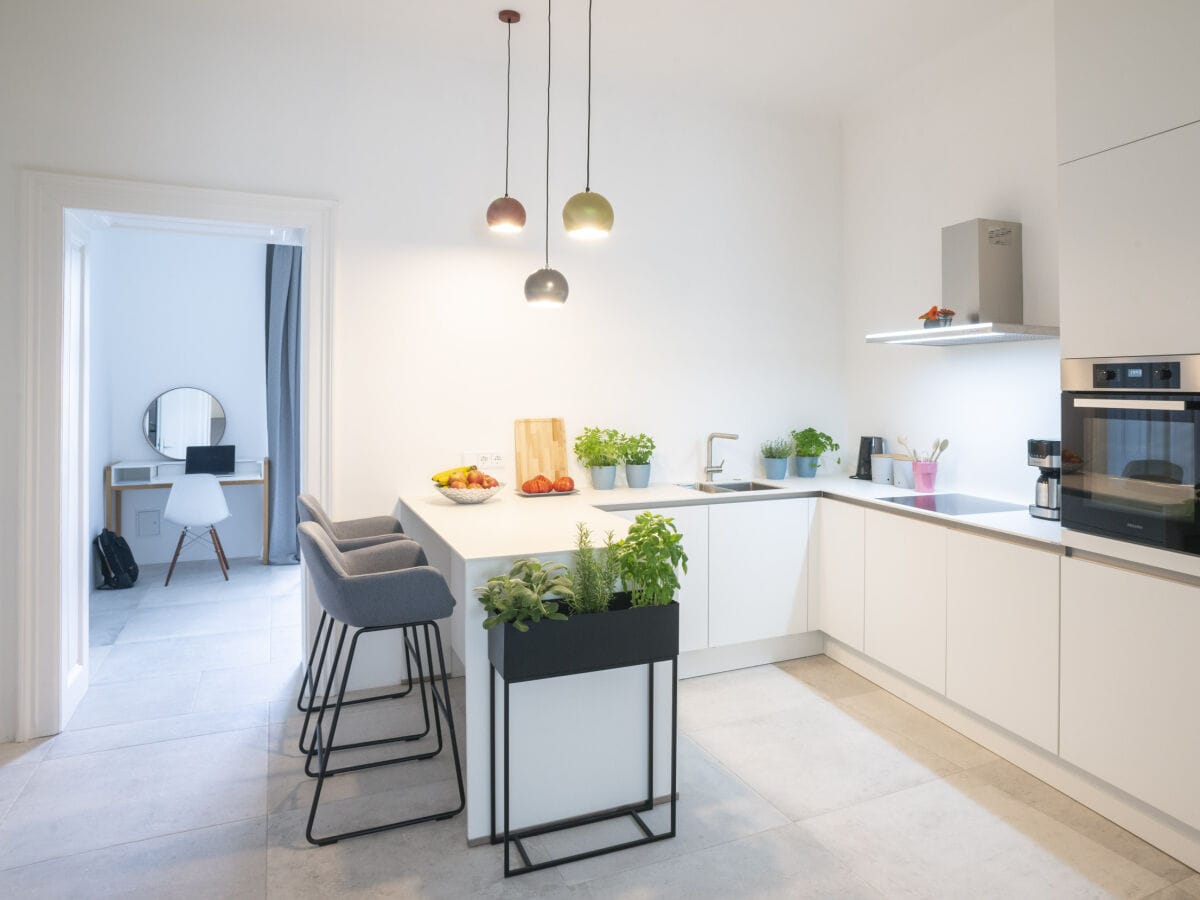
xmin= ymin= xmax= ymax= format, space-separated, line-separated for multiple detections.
xmin=448 ymin=479 xmax=467 ymax=489
xmin=467 ymin=470 xmax=485 ymax=485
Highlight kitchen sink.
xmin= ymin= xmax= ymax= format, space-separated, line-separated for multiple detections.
xmin=679 ymin=481 xmax=782 ymax=494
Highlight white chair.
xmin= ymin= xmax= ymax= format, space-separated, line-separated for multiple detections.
xmin=163 ymin=474 xmax=232 ymax=586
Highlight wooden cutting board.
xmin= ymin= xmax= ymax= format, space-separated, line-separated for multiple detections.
xmin=514 ymin=418 xmax=568 ymax=484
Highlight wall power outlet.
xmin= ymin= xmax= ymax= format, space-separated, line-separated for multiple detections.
xmin=463 ymin=451 xmax=507 ymax=470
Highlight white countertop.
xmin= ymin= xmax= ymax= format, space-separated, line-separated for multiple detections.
xmin=398 ymin=474 xmax=1063 ymax=562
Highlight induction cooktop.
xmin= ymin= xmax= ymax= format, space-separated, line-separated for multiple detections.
xmin=878 ymin=493 xmax=1024 ymax=516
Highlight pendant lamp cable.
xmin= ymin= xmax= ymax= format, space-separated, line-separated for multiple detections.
xmin=504 ymin=20 xmax=512 ymax=197
xmin=585 ymin=0 xmax=592 ymax=192
xmin=544 ymin=0 xmax=552 ymax=268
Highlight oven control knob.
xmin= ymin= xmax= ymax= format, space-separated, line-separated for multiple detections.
xmin=1100 ymin=369 xmax=1117 ymax=381
xmin=1156 ymin=368 xmax=1173 ymax=381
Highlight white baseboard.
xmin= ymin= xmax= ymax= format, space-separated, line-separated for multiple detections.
xmin=680 ymin=631 xmax=824 ymax=679
xmin=824 ymin=638 xmax=1200 ymax=872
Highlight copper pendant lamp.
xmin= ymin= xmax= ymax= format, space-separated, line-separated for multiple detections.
xmin=486 ymin=10 xmax=527 ymax=234
xmin=562 ymin=0 xmax=613 ymax=239
xmin=525 ymin=0 xmax=568 ymax=305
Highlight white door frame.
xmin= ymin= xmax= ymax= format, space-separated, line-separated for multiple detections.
xmin=17 ymin=170 xmax=336 ymax=740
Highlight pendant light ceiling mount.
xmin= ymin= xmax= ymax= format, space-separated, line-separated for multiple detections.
xmin=563 ymin=0 xmax=613 ymax=240
xmin=486 ymin=8 xmax=527 ymax=234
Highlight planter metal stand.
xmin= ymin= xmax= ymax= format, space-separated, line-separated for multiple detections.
xmin=488 ymin=600 xmax=679 ymax=877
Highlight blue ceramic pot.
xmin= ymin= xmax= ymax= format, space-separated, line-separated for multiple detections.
xmin=763 ymin=457 xmax=788 ymax=480
xmin=625 ymin=463 xmax=651 ymax=489
xmin=795 ymin=456 xmax=820 ymax=478
xmin=590 ymin=465 xmax=618 ymax=490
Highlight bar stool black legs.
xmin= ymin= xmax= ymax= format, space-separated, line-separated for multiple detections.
xmin=304 ymin=619 xmax=466 ymax=846
xmin=295 ymin=610 xmax=416 ymax=717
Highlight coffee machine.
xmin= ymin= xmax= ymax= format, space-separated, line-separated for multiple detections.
xmin=1027 ymin=439 xmax=1062 ymax=521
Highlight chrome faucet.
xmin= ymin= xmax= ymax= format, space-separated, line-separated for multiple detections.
xmin=705 ymin=432 xmax=739 ymax=482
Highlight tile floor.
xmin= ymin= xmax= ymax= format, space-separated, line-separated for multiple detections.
xmin=0 ymin=571 xmax=1196 ymax=898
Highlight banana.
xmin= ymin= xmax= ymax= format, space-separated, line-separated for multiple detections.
xmin=431 ymin=465 xmax=476 ymax=486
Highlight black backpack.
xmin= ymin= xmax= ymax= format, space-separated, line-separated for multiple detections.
xmin=95 ymin=529 xmax=139 ymax=589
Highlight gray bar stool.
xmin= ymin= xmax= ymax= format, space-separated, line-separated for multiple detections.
xmin=297 ymin=522 xmax=465 ymax=845
xmin=296 ymin=495 xmax=410 ymax=714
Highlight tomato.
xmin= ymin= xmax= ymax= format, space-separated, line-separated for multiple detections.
xmin=553 ymin=476 xmax=574 ymax=492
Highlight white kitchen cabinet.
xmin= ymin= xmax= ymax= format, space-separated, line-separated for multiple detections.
xmin=708 ymin=498 xmax=811 ymax=647
xmin=1060 ymin=557 xmax=1200 ymax=831
xmin=609 ymin=504 xmax=709 ymax=653
xmin=1056 ymin=0 xmax=1200 ymax=163
xmin=1059 ymin=121 xmax=1200 ymax=358
xmin=813 ymin=499 xmax=866 ymax=651
xmin=946 ymin=531 xmax=1059 ymax=753
xmin=864 ymin=510 xmax=947 ymax=693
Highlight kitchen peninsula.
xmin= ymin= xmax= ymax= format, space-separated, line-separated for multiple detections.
xmin=397 ymin=475 xmax=1200 ymax=871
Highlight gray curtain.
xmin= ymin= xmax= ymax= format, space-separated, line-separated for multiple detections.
xmin=265 ymin=244 xmax=302 ymax=564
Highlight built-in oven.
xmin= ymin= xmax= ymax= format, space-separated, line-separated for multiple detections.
xmin=1062 ymin=355 xmax=1200 ymax=554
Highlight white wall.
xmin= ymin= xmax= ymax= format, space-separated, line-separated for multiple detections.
xmin=89 ymin=229 xmax=268 ymax=565
xmin=841 ymin=0 xmax=1061 ymax=504
xmin=0 ymin=1 xmax=845 ymax=740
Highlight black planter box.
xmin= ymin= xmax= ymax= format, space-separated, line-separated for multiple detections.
xmin=488 ymin=593 xmax=679 ymax=683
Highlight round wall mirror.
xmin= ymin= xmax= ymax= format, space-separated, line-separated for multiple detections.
xmin=142 ymin=387 xmax=227 ymax=459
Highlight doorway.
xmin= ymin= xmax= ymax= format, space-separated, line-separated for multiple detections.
xmin=17 ymin=172 xmax=335 ymax=740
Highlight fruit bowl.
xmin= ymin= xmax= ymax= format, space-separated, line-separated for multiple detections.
xmin=436 ymin=483 xmax=504 ymax=505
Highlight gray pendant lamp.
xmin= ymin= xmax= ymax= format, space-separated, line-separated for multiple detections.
xmin=486 ymin=10 xmax=527 ymax=234
xmin=525 ymin=0 xmax=569 ymax=305
xmin=562 ymin=0 xmax=613 ymax=239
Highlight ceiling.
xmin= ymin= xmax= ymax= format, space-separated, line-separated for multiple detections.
xmin=401 ymin=0 xmax=1022 ymax=112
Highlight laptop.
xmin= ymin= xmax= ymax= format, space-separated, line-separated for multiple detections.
xmin=185 ymin=445 xmax=236 ymax=476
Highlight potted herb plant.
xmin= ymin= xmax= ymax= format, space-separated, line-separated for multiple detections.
xmin=573 ymin=426 xmax=623 ymax=490
xmin=791 ymin=427 xmax=840 ymax=478
xmin=760 ymin=437 xmax=791 ymax=480
xmin=620 ymin=432 xmax=655 ymax=489
xmin=478 ymin=514 xmax=685 ymax=681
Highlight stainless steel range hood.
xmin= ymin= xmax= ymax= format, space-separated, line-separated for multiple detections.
xmin=866 ymin=218 xmax=1060 ymax=346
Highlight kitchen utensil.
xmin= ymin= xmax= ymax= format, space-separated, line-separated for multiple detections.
xmin=852 ymin=436 xmax=885 ymax=479
xmin=870 ymin=454 xmax=893 ymax=485
xmin=437 ymin=483 xmax=505 ymax=505
xmin=932 ymin=438 xmax=949 ymax=461
xmin=514 ymin=418 xmax=568 ymax=486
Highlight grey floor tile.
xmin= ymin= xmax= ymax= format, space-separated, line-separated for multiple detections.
xmin=537 ymin=736 xmax=787 ymax=885
xmin=836 ymin=688 xmax=998 ymax=769
xmin=116 ymin=596 xmax=271 ymax=643
xmin=89 ymin=643 xmax=113 ymax=679
xmin=775 ymin=653 xmax=882 ymax=700
xmin=689 ymin=697 xmax=959 ymax=821
xmin=0 ymin=817 xmax=267 ymax=899
xmin=92 ymin=629 xmax=273 ymax=684
xmin=577 ymin=822 xmax=884 ymax=899
xmin=267 ymin=781 xmax=566 ymax=899
xmin=66 ymin=672 xmax=200 ymax=731
xmin=270 ymin=593 xmax=302 ymax=627
xmin=89 ymin=609 xmax=132 ymax=646
xmin=0 ymin=727 xmax=268 ymax=870
xmin=192 ymin=659 xmax=303 ymax=712
xmin=0 ymin=739 xmax=53 ymax=769
xmin=678 ymin=662 xmax=826 ymax=734
xmin=804 ymin=774 xmax=1171 ymax=899
xmin=48 ymin=704 xmax=269 ymax=760
xmin=89 ymin=590 xmax=143 ymax=613
xmin=1149 ymin=875 xmax=1200 ymax=899
xmin=965 ymin=758 xmax=1196 ymax=883
xmin=0 ymin=765 xmax=36 ymax=822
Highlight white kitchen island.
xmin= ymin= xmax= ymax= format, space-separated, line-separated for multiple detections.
xmin=394 ymin=475 xmax=1062 ymax=844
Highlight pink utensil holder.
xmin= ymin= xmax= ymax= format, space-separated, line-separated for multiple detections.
xmin=912 ymin=461 xmax=938 ymax=493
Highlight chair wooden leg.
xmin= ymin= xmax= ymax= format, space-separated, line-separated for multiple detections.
xmin=165 ymin=530 xmax=186 ymax=586
xmin=211 ymin=526 xmax=230 ymax=571
xmin=210 ymin=527 xmax=230 ymax=580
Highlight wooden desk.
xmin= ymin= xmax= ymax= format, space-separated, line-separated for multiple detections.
xmin=104 ymin=458 xmax=271 ymax=564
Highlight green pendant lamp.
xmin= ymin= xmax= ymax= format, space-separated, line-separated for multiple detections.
xmin=525 ymin=0 xmax=568 ymax=305
xmin=562 ymin=0 xmax=613 ymax=239
xmin=486 ymin=10 xmax=527 ymax=234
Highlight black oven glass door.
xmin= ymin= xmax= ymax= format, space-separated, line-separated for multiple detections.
xmin=1062 ymin=392 xmax=1200 ymax=552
